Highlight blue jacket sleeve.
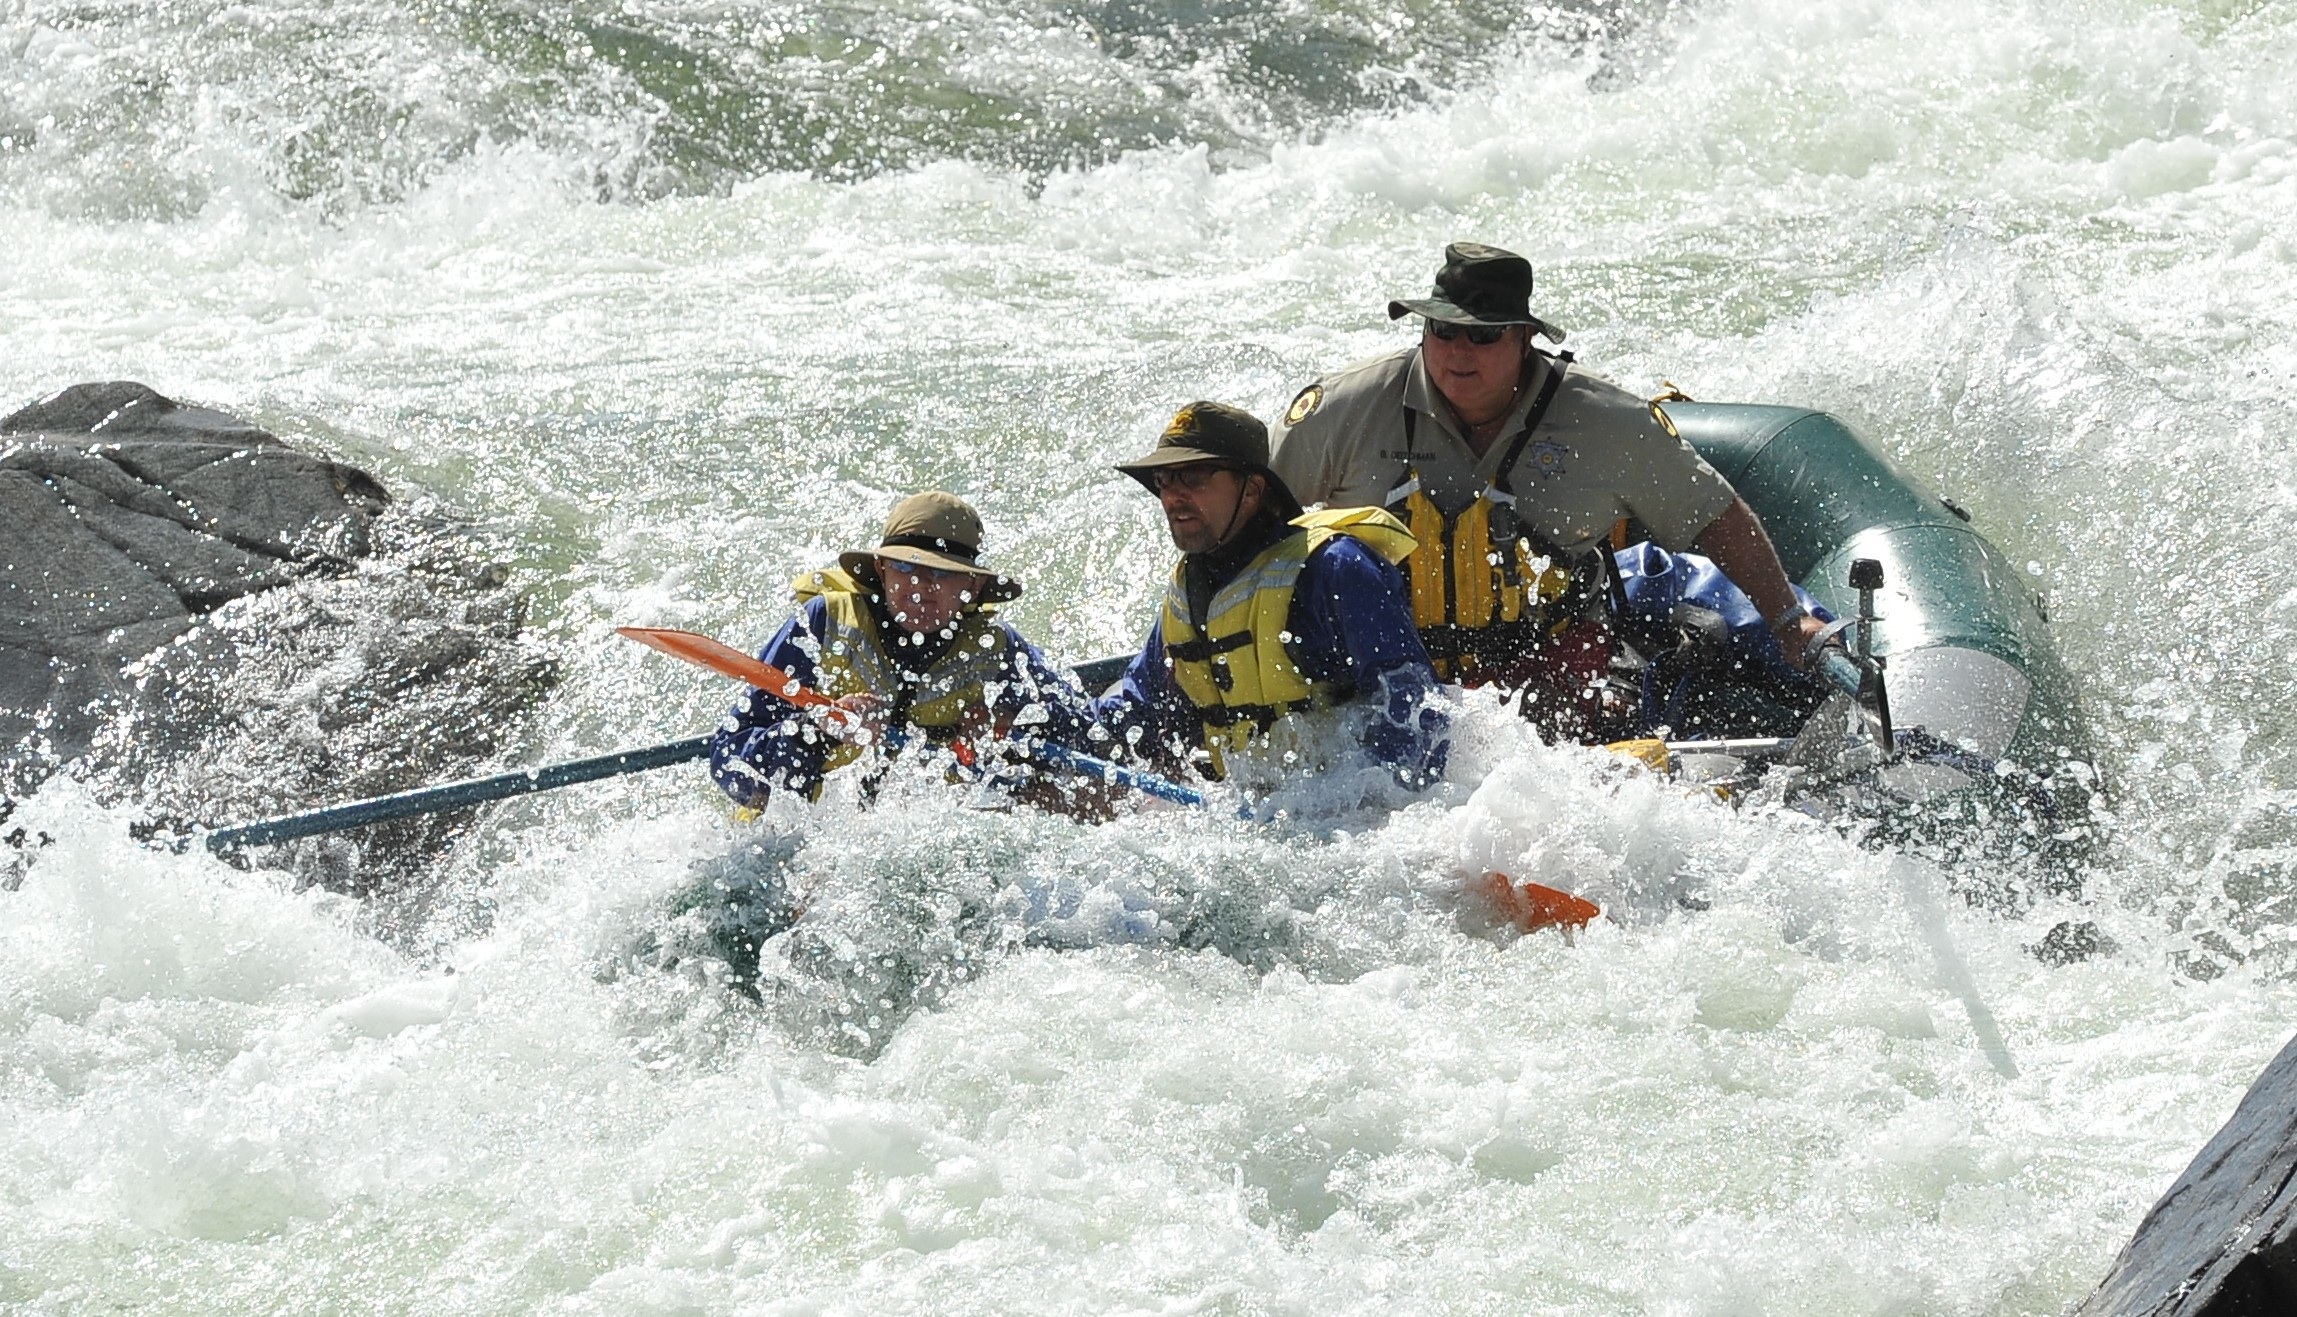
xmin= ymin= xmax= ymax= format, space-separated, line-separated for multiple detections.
xmin=1089 ymin=619 xmax=1204 ymax=769
xmin=1290 ymin=538 xmax=1450 ymax=787
xmin=989 ymin=623 xmax=1104 ymax=753
xmin=708 ymin=599 xmax=837 ymax=807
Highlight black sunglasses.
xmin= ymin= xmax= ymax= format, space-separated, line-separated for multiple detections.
xmin=1148 ymin=463 xmax=1239 ymax=493
xmin=1426 ymin=321 xmax=1511 ymax=346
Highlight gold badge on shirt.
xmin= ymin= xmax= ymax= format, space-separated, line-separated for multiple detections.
xmin=1284 ymin=384 xmax=1323 ymax=426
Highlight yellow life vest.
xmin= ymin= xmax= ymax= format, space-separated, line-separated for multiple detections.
xmin=1383 ymin=355 xmax=1607 ymax=682
xmin=1161 ymin=508 xmax=1416 ymax=777
xmin=1383 ymin=473 xmax=1603 ymax=682
xmin=790 ymin=566 xmax=1016 ymax=776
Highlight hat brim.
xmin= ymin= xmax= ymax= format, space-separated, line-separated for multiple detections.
xmin=1113 ymin=443 xmax=1235 ymax=488
xmin=1387 ymin=296 xmax=1565 ymax=343
xmin=840 ymin=549 xmax=1023 ymax=602
xmin=1112 ymin=450 xmax=1305 ymax=521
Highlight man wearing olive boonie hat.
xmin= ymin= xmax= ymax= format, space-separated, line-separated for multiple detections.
xmin=709 ymin=490 xmax=1097 ymax=807
xmin=1267 ymin=241 xmax=1830 ymax=739
xmin=1093 ymin=402 xmax=1448 ymax=789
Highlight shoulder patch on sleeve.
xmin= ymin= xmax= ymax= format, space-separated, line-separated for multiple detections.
xmin=1284 ymin=383 xmax=1324 ymax=426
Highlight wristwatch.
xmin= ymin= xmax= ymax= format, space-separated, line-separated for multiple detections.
xmin=1765 ymin=601 xmax=1813 ymax=637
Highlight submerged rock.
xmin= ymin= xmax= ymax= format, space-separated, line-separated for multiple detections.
xmin=2 ymin=381 xmax=556 ymax=894
xmin=2075 ymin=1028 xmax=2297 ymax=1315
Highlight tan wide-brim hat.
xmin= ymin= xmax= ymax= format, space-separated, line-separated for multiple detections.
xmin=838 ymin=490 xmax=1023 ymax=602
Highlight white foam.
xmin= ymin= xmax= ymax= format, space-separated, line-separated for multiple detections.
xmin=9 ymin=0 xmax=2297 ymax=1306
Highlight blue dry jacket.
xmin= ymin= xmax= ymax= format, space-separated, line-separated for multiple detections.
xmin=708 ymin=596 xmax=1100 ymax=807
xmin=1095 ymin=522 xmax=1450 ymax=788
xmin=1611 ymin=541 xmax=1832 ymax=735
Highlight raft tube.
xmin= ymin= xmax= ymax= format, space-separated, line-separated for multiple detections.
xmin=1668 ymin=402 xmax=2094 ymax=797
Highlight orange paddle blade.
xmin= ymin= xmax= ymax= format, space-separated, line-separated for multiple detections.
xmin=616 ymin=626 xmax=833 ymax=711
xmin=1481 ymin=872 xmax=1601 ymax=933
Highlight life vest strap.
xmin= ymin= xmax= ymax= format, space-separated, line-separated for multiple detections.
xmin=1196 ymin=697 xmax=1320 ymax=732
xmin=1165 ymin=629 xmax=1255 ymax=664
xmin=1167 ymin=628 xmax=1257 ymax=691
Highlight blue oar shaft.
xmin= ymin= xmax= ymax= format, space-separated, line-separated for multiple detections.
xmin=204 ymin=737 xmax=713 ymax=852
xmin=1015 ymin=741 xmax=1207 ymax=808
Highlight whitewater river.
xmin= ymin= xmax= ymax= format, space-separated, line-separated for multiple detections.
xmin=6 ymin=0 xmax=2297 ymax=1310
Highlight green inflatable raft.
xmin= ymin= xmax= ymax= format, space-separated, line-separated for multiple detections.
xmin=1669 ymin=401 xmax=2094 ymax=802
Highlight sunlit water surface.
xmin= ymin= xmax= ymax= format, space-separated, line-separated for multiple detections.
xmin=6 ymin=0 xmax=2297 ymax=1310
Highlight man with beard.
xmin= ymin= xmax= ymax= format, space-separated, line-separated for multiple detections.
xmin=1096 ymin=402 xmax=1448 ymax=789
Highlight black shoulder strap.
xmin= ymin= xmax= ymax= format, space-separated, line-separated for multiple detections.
xmin=1490 ymin=349 xmax=1574 ymax=495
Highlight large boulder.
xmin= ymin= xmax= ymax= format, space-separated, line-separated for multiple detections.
xmin=2 ymin=382 xmax=556 ymax=897
xmin=3 ymin=382 xmax=383 ymax=767
xmin=2075 ymin=1028 xmax=2297 ymax=1315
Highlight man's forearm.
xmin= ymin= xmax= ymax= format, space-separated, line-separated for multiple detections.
xmin=1691 ymin=497 xmax=1799 ymax=624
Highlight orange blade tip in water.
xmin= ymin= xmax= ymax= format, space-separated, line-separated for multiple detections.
xmin=1481 ymin=872 xmax=1601 ymax=933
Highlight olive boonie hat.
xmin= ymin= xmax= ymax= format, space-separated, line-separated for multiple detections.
xmin=1387 ymin=241 xmax=1566 ymax=343
xmin=1113 ymin=401 xmax=1304 ymax=520
xmin=838 ymin=490 xmax=1022 ymax=601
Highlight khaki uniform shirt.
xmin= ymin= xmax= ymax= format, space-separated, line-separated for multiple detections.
xmin=1268 ymin=346 xmax=1737 ymax=557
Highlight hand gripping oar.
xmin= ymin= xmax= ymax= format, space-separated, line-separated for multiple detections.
xmin=622 ymin=628 xmax=1596 ymax=928
xmin=616 ymin=627 xmax=1207 ymax=807
xmin=194 ymin=627 xmax=1176 ymax=853
xmin=201 ymin=628 xmax=817 ymax=852
xmin=196 ymin=628 xmax=800 ymax=852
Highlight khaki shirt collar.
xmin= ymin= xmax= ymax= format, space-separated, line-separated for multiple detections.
xmin=1402 ymin=345 xmax=1558 ymax=478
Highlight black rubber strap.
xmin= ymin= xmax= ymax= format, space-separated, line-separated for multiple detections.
xmin=1490 ymin=349 xmax=1574 ymax=496
xmin=1166 ymin=630 xmax=1255 ymax=664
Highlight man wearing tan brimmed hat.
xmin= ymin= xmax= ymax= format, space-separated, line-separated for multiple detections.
xmin=1095 ymin=402 xmax=1448 ymax=789
xmin=709 ymin=491 xmax=1096 ymax=807
xmin=1268 ymin=240 xmax=1830 ymax=740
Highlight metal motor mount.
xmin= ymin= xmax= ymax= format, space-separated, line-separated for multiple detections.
xmin=1805 ymin=557 xmax=1894 ymax=758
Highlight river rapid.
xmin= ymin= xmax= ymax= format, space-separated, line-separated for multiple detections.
xmin=6 ymin=0 xmax=2297 ymax=1311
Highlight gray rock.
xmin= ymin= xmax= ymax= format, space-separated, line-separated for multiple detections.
xmin=3 ymin=382 xmax=556 ymax=899
xmin=3 ymin=382 xmax=386 ymax=769
xmin=2075 ymin=1029 xmax=2297 ymax=1315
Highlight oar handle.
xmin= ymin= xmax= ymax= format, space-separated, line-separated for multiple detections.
xmin=1815 ymin=648 xmax=1867 ymax=702
xmin=1814 ymin=646 xmax=1894 ymax=754
xmin=620 ymin=626 xmax=1218 ymax=811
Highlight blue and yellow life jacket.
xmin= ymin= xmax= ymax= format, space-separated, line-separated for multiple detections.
xmin=792 ymin=566 xmax=1016 ymax=775
xmin=1161 ymin=508 xmax=1416 ymax=777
